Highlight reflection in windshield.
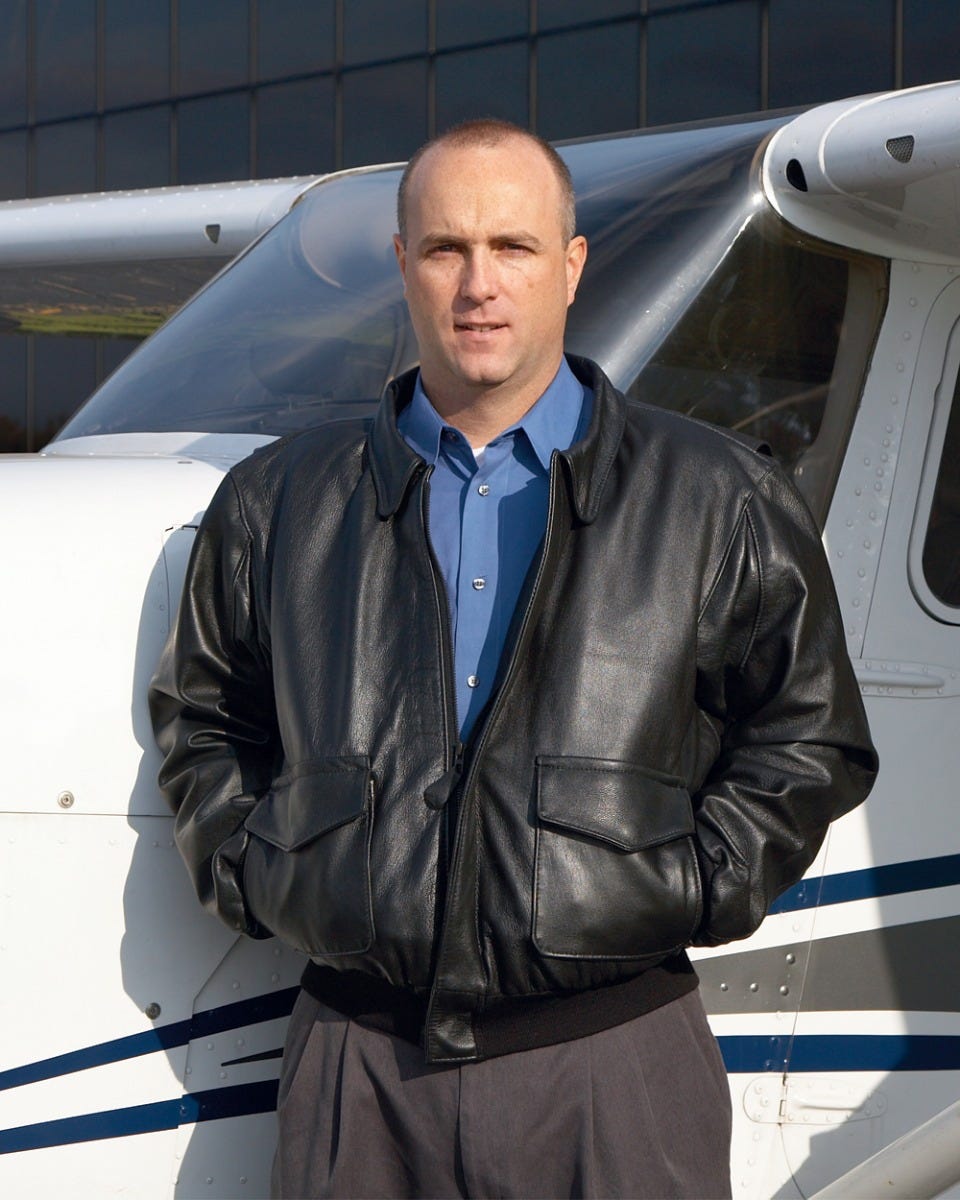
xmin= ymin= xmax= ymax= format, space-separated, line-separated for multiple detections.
xmin=56 ymin=115 xmax=887 ymax=520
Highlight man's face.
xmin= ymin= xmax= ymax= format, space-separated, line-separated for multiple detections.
xmin=394 ymin=136 xmax=587 ymax=412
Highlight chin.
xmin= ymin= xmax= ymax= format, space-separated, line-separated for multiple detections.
xmin=457 ymin=354 xmax=518 ymax=386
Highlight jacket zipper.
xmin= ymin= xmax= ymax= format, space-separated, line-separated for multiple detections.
xmin=438 ymin=454 xmax=564 ymax=984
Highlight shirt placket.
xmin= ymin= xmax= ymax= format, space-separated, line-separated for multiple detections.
xmin=455 ymin=436 xmax=512 ymax=736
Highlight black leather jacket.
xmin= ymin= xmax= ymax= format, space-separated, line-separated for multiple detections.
xmin=150 ymin=357 xmax=878 ymax=1062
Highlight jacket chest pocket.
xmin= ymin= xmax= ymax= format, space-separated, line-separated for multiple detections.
xmin=533 ymin=756 xmax=702 ymax=959
xmin=243 ymin=756 xmax=373 ymax=957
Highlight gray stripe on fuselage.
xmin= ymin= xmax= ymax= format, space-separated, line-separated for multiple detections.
xmin=697 ymin=916 xmax=960 ymax=1014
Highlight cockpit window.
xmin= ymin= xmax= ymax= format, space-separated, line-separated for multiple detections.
xmin=57 ymin=121 xmax=780 ymax=444
xmin=631 ymin=226 xmax=845 ymax=459
xmin=56 ymin=113 xmax=887 ymax=523
xmin=628 ymin=216 xmax=888 ymax=524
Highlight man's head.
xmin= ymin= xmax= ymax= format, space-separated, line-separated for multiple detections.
xmin=393 ymin=120 xmax=587 ymax=428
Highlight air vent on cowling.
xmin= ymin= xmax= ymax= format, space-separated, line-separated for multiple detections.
xmin=786 ymin=158 xmax=808 ymax=191
xmin=885 ymin=135 xmax=915 ymax=163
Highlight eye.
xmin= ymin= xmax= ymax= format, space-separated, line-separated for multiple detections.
xmin=498 ymin=241 xmax=535 ymax=258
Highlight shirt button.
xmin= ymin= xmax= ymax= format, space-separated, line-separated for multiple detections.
xmin=472 ymin=577 xmax=486 ymax=590
xmin=477 ymin=483 xmax=490 ymax=496
xmin=467 ymin=675 xmax=480 ymax=688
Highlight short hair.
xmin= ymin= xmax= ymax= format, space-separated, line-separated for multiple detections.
xmin=396 ymin=118 xmax=577 ymax=245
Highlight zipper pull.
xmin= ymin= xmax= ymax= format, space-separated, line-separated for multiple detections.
xmin=423 ymin=743 xmax=465 ymax=811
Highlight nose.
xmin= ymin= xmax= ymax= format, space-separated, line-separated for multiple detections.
xmin=459 ymin=248 xmax=498 ymax=304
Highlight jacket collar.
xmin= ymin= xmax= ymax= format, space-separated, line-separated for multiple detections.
xmin=370 ymin=369 xmax=427 ymax=518
xmin=557 ymin=355 xmax=625 ymax=524
xmin=369 ymin=354 xmax=626 ymax=524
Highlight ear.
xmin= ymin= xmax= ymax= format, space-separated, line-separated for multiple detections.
xmin=393 ymin=234 xmax=408 ymax=291
xmin=565 ymin=235 xmax=587 ymax=305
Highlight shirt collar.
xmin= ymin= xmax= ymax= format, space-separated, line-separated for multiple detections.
xmin=396 ymin=376 xmax=447 ymax=466
xmin=397 ymin=357 xmax=588 ymax=471
xmin=518 ymin=357 xmax=587 ymax=471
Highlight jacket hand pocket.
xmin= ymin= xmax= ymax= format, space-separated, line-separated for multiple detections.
xmin=533 ymin=756 xmax=702 ymax=959
xmin=242 ymin=756 xmax=373 ymax=956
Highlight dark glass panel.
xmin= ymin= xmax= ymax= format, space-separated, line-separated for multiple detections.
xmin=537 ymin=23 xmax=638 ymax=140
xmin=104 ymin=106 xmax=171 ymax=190
xmin=342 ymin=0 xmax=427 ymax=65
xmin=34 ymin=120 xmax=97 ymax=197
xmin=178 ymin=0 xmax=249 ymax=95
xmin=0 ymin=0 xmax=27 ymax=127
xmin=257 ymin=78 xmax=335 ymax=177
xmin=36 ymin=0 xmax=97 ymax=121
xmin=436 ymin=44 xmax=528 ymax=130
xmin=903 ymin=0 xmax=960 ymax=87
xmin=0 ymin=337 xmax=27 ymax=452
xmin=0 ymin=131 xmax=27 ymax=200
xmin=922 ymin=371 xmax=960 ymax=606
xmin=104 ymin=0 xmax=170 ymax=108
xmin=34 ymin=336 xmax=97 ymax=447
xmin=436 ymin=1 xmax=527 ymax=49
xmin=258 ymin=0 xmax=335 ymax=79
xmin=769 ymin=0 xmax=894 ymax=108
xmin=342 ymin=60 xmax=427 ymax=167
xmin=647 ymin=2 xmax=760 ymax=126
xmin=537 ymin=0 xmax=636 ymax=29
xmin=178 ymin=93 xmax=250 ymax=184
xmin=634 ymin=225 xmax=846 ymax=469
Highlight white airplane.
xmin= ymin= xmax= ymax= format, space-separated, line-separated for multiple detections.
xmin=1 ymin=80 xmax=959 ymax=1200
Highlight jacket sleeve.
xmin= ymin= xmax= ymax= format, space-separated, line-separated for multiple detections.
xmin=691 ymin=462 xmax=878 ymax=946
xmin=149 ymin=471 xmax=278 ymax=937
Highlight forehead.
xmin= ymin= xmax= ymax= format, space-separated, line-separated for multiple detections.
xmin=406 ymin=137 xmax=563 ymax=235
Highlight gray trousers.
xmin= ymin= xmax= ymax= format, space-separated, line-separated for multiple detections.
xmin=271 ymin=987 xmax=732 ymax=1200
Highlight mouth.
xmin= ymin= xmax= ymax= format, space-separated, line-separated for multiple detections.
xmin=455 ymin=321 xmax=507 ymax=333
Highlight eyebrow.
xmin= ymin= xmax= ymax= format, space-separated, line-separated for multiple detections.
xmin=419 ymin=230 xmax=546 ymax=251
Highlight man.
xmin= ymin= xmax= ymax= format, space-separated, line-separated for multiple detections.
xmin=150 ymin=119 xmax=877 ymax=1199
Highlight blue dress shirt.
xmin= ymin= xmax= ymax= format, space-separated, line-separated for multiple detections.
xmin=397 ymin=358 xmax=590 ymax=739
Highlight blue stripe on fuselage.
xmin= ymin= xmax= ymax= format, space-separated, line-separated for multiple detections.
xmin=718 ymin=1033 xmax=960 ymax=1074
xmin=0 ymin=987 xmax=297 ymax=1092
xmin=4 ymin=1037 xmax=960 ymax=1154
xmin=770 ymin=852 xmax=960 ymax=913
xmin=0 ymin=1080 xmax=279 ymax=1154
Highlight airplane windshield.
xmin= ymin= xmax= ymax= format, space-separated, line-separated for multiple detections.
xmin=56 ymin=115 xmax=887 ymax=520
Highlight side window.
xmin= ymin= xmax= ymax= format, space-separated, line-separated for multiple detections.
xmin=627 ymin=213 xmax=887 ymax=527
xmin=922 ymin=371 xmax=960 ymax=607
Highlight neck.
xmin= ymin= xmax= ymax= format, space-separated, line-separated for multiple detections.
xmin=423 ymin=361 xmax=563 ymax=445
